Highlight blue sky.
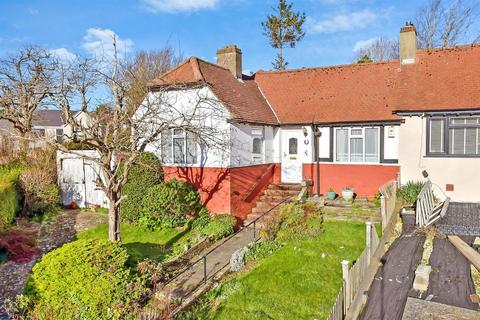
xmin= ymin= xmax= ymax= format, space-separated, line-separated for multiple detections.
xmin=0 ymin=0 xmax=478 ymax=73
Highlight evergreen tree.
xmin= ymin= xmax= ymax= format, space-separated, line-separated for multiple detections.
xmin=262 ymin=0 xmax=306 ymax=70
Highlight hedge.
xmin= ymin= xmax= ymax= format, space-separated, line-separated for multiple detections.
xmin=20 ymin=239 xmax=148 ymax=320
xmin=0 ymin=166 xmax=22 ymax=231
xmin=121 ymin=152 xmax=163 ymax=223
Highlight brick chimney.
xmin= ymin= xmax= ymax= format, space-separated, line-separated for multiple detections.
xmin=399 ymin=22 xmax=417 ymax=65
xmin=216 ymin=45 xmax=242 ymax=78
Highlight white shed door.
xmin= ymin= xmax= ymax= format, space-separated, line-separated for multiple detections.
xmin=281 ymin=130 xmax=303 ymax=183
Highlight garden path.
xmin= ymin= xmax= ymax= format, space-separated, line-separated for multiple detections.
xmin=165 ymin=225 xmax=256 ymax=300
xmin=0 ymin=210 xmax=106 ymax=319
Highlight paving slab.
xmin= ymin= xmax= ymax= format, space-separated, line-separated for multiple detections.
xmin=402 ymin=297 xmax=480 ymax=320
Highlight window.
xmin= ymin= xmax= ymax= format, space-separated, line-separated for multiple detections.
xmin=252 ymin=127 xmax=264 ymax=163
xmin=335 ymin=127 xmax=379 ymax=163
xmin=427 ymin=116 xmax=480 ymax=156
xmin=56 ymin=129 xmax=64 ymax=143
xmin=32 ymin=128 xmax=45 ymax=137
xmin=289 ymin=137 xmax=298 ymax=155
xmin=161 ymin=129 xmax=197 ymax=164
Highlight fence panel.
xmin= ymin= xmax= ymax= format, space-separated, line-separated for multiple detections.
xmin=327 ymin=286 xmax=345 ymax=320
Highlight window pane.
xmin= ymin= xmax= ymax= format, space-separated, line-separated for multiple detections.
xmin=336 ymin=129 xmax=348 ymax=162
xmin=429 ymin=119 xmax=444 ymax=153
xmin=173 ymin=128 xmax=183 ymax=136
xmin=365 ymin=128 xmax=379 ymax=162
xmin=451 ymin=118 xmax=466 ymax=125
xmin=186 ymin=132 xmax=197 ymax=164
xmin=289 ymin=138 xmax=298 ymax=155
xmin=350 ymin=137 xmax=363 ymax=162
xmin=173 ymin=137 xmax=184 ymax=164
xmin=351 ymin=128 xmax=362 ymax=135
xmin=56 ymin=129 xmax=63 ymax=143
xmin=465 ymin=128 xmax=477 ymax=155
xmin=161 ymin=130 xmax=172 ymax=163
xmin=252 ymin=137 xmax=262 ymax=154
xmin=449 ymin=128 xmax=465 ymax=154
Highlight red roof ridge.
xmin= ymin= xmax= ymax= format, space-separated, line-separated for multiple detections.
xmin=255 ymin=59 xmax=399 ymax=75
xmin=416 ymin=43 xmax=480 ymax=54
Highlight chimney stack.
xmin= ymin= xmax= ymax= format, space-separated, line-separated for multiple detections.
xmin=399 ymin=22 xmax=417 ymax=65
xmin=216 ymin=45 xmax=242 ymax=78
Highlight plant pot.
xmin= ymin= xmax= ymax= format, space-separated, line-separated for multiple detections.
xmin=341 ymin=189 xmax=354 ymax=201
xmin=327 ymin=191 xmax=336 ymax=200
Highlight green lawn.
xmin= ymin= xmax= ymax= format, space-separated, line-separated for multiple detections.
xmin=209 ymin=221 xmax=369 ymax=319
xmin=76 ymin=223 xmax=193 ymax=263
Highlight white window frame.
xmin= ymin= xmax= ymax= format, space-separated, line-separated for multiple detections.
xmin=334 ymin=127 xmax=380 ymax=164
xmin=251 ymin=127 xmax=264 ymax=164
xmin=161 ymin=129 xmax=198 ymax=165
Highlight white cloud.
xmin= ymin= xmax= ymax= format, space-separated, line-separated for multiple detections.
xmin=49 ymin=48 xmax=76 ymax=62
xmin=82 ymin=28 xmax=133 ymax=58
xmin=309 ymin=9 xmax=378 ymax=33
xmin=142 ymin=0 xmax=219 ymax=13
xmin=353 ymin=37 xmax=379 ymax=52
xmin=28 ymin=7 xmax=39 ymax=15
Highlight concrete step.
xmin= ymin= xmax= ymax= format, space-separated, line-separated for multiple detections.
xmin=268 ymin=184 xmax=302 ymax=191
xmin=264 ymin=189 xmax=299 ymax=197
xmin=256 ymin=195 xmax=288 ymax=203
xmin=251 ymin=207 xmax=279 ymax=215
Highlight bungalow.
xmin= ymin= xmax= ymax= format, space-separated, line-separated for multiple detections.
xmin=141 ymin=23 xmax=480 ymax=221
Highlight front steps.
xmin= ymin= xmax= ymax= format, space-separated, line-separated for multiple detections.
xmin=243 ymin=183 xmax=301 ymax=226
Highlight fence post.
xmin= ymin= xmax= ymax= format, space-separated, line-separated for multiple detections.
xmin=203 ymin=256 xmax=207 ymax=284
xmin=342 ymin=260 xmax=351 ymax=312
xmin=396 ymin=171 xmax=401 ymax=187
xmin=380 ymin=195 xmax=387 ymax=231
xmin=366 ymin=222 xmax=372 ymax=266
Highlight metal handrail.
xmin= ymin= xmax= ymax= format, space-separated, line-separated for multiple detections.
xmin=163 ymin=196 xmax=292 ymax=287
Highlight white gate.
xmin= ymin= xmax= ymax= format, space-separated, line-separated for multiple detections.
xmin=57 ymin=150 xmax=108 ymax=208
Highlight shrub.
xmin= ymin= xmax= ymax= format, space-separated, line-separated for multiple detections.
xmin=140 ymin=179 xmax=201 ymax=229
xmin=200 ymin=214 xmax=236 ymax=240
xmin=121 ymin=152 xmax=163 ymax=223
xmin=397 ymin=180 xmax=425 ymax=206
xmin=19 ymin=169 xmax=60 ymax=216
xmin=0 ymin=165 xmax=22 ymax=230
xmin=245 ymin=241 xmax=282 ymax=262
xmin=0 ymin=229 xmax=40 ymax=263
xmin=18 ymin=239 xmax=148 ymax=320
xmin=191 ymin=207 xmax=212 ymax=230
xmin=261 ymin=201 xmax=324 ymax=243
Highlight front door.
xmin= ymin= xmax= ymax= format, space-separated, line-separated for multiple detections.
xmin=281 ymin=130 xmax=303 ymax=183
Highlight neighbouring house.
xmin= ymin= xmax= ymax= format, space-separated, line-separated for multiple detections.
xmin=0 ymin=109 xmax=88 ymax=150
xmin=136 ymin=23 xmax=480 ymax=221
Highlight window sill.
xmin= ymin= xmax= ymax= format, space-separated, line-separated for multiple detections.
xmin=425 ymin=154 xmax=480 ymax=158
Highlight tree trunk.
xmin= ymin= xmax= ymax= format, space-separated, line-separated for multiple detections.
xmin=108 ymin=192 xmax=121 ymax=242
xmin=19 ymin=130 xmax=28 ymax=161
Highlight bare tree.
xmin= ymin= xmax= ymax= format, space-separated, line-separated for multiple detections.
xmin=355 ymin=37 xmax=400 ymax=62
xmin=0 ymin=46 xmax=56 ymax=155
xmin=415 ymin=0 xmax=479 ymax=49
xmin=123 ymin=47 xmax=183 ymax=113
xmin=53 ymin=39 xmax=227 ymax=242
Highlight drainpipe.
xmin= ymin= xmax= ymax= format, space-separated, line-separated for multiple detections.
xmin=312 ymin=124 xmax=321 ymax=196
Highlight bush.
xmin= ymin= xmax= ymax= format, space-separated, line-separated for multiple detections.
xmin=261 ymin=201 xmax=324 ymax=243
xmin=19 ymin=169 xmax=60 ymax=216
xmin=140 ymin=179 xmax=202 ymax=229
xmin=200 ymin=214 xmax=236 ymax=240
xmin=0 ymin=229 xmax=40 ymax=263
xmin=0 ymin=165 xmax=22 ymax=231
xmin=18 ymin=239 xmax=148 ymax=320
xmin=245 ymin=241 xmax=282 ymax=262
xmin=191 ymin=207 xmax=212 ymax=230
xmin=121 ymin=152 xmax=163 ymax=223
xmin=397 ymin=180 xmax=425 ymax=206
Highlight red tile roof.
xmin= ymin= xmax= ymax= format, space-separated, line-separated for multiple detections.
xmin=151 ymin=44 xmax=480 ymax=125
xmin=149 ymin=57 xmax=278 ymax=124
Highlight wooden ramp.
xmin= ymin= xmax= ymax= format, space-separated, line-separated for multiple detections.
xmin=448 ymin=235 xmax=480 ymax=271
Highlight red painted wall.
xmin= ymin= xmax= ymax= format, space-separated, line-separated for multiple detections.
xmin=302 ymin=163 xmax=399 ymax=198
xmin=163 ymin=164 xmax=279 ymax=221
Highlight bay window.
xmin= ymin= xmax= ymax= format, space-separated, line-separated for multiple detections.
xmin=335 ymin=127 xmax=379 ymax=163
xmin=427 ymin=116 xmax=480 ymax=156
xmin=161 ymin=129 xmax=198 ymax=164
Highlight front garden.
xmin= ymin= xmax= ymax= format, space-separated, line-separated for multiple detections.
xmin=177 ymin=201 xmax=371 ymax=320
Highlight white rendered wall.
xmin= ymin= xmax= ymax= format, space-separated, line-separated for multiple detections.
xmin=398 ymin=116 xmax=480 ymax=202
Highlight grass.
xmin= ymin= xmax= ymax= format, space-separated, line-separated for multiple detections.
xmin=76 ymin=223 xmax=193 ymax=263
xmin=205 ymin=220 xmax=367 ymax=320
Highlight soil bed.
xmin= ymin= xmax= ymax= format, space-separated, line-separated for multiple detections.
xmin=426 ymin=236 xmax=478 ymax=310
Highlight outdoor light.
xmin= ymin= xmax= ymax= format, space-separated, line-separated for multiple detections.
xmin=302 ymin=126 xmax=308 ymax=137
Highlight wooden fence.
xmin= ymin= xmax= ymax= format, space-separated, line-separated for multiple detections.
xmin=416 ymin=180 xmax=450 ymax=227
xmin=327 ymin=180 xmax=397 ymax=320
